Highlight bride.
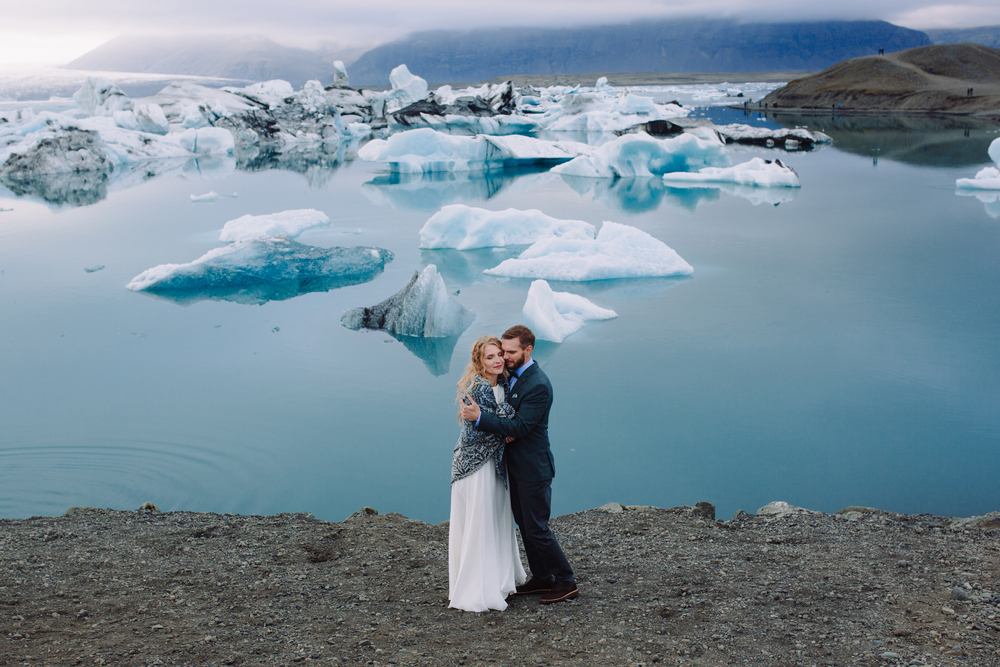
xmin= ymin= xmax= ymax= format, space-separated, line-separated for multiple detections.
xmin=449 ymin=335 xmax=527 ymax=612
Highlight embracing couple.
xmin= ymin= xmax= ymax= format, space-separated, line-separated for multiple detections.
xmin=448 ymin=325 xmax=579 ymax=613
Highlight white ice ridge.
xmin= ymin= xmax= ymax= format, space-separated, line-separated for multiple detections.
xmin=528 ymin=80 xmax=688 ymax=133
xmin=219 ymin=209 xmax=331 ymax=243
xmin=341 ymin=264 xmax=475 ymax=337
xmin=418 ymin=205 xmax=596 ymax=250
xmin=522 ymin=280 xmax=617 ymax=343
xmin=0 ymin=111 xmax=233 ymax=176
xmin=485 ymin=221 xmax=693 ymax=281
xmin=662 ymin=157 xmax=801 ymax=188
xmin=191 ymin=191 xmax=219 ymax=202
xmin=956 ymin=138 xmax=1000 ymax=190
xmin=358 ymin=128 xmax=591 ymax=174
xmin=551 ymin=131 xmax=730 ymax=179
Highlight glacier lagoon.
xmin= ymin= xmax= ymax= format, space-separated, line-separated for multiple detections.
xmin=1 ymin=106 xmax=999 ymax=524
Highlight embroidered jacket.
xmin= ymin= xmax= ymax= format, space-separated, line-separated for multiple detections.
xmin=451 ymin=376 xmax=516 ymax=487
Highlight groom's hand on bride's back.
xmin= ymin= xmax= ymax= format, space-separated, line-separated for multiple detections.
xmin=459 ymin=397 xmax=481 ymax=422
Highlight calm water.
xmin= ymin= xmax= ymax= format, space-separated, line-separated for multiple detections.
xmin=2 ymin=110 xmax=999 ymax=523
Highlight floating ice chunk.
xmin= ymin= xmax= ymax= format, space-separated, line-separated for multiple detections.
xmin=176 ymin=127 xmax=235 ymax=155
xmin=342 ymin=264 xmax=475 ymax=337
xmin=956 ymin=166 xmax=1000 ymax=191
xmin=419 ymin=205 xmax=596 ymax=249
xmin=662 ymin=157 xmax=800 ymax=188
xmin=74 ymin=77 xmax=133 ymax=116
xmin=358 ymin=128 xmax=590 ymax=174
xmin=485 ymin=221 xmax=693 ymax=281
xmin=990 ymin=137 xmax=1000 ymax=165
xmin=713 ymin=124 xmax=831 ymax=149
xmin=551 ymin=132 xmax=730 ymax=179
xmin=127 ymin=235 xmax=392 ymax=305
xmin=389 ymin=65 xmax=429 ymax=106
xmin=219 ymin=209 xmax=331 ymax=242
xmin=191 ymin=191 xmax=219 ymax=203
xmin=522 ymin=279 xmax=617 ymax=343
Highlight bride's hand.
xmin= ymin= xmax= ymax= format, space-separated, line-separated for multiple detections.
xmin=505 ymin=436 xmax=515 ymax=443
xmin=459 ymin=396 xmax=481 ymax=422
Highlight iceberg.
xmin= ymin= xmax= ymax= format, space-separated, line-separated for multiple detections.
xmin=342 ymin=264 xmax=475 ymax=337
xmin=418 ymin=205 xmax=596 ymax=249
xmin=127 ymin=235 xmax=392 ymax=305
xmin=551 ymin=132 xmax=730 ymax=179
xmin=522 ymin=279 xmax=617 ymax=343
xmin=358 ymin=128 xmax=590 ymax=174
xmin=485 ymin=221 xmax=693 ymax=281
xmin=177 ymin=127 xmax=235 ymax=155
xmin=219 ymin=209 xmax=331 ymax=242
xmin=389 ymin=65 xmax=429 ymax=108
xmin=661 ymin=157 xmax=801 ymax=188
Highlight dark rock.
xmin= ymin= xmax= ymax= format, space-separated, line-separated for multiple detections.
xmin=692 ymin=502 xmax=716 ymax=521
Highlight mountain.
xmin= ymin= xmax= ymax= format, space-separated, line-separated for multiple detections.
xmin=925 ymin=26 xmax=1000 ymax=49
xmin=347 ymin=20 xmax=932 ymax=85
xmin=64 ymin=35 xmax=337 ymax=88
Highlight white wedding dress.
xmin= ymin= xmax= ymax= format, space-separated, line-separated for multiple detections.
xmin=448 ymin=384 xmax=527 ymax=612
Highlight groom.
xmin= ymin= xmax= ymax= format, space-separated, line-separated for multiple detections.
xmin=459 ymin=324 xmax=579 ymax=604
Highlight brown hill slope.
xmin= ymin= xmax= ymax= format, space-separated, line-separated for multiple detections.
xmin=762 ymin=43 xmax=1000 ymax=115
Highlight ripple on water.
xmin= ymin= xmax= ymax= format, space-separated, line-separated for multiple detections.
xmin=0 ymin=431 xmax=270 ymax=519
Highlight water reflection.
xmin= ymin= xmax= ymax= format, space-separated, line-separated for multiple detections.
xmin=420 ymin=247 xmax=523 ymax=286
xmin=362 ymin=168 xmax=545 ymax=211
xmin=391 ymin=333 xmax=463 ymax=376
xmin=234 ymin=142 xmax=355 ymax=189
xmin=765 ymin=112 xmax=1000 ymax=167
xmin=957 ymin=190 xmax=1000 ymax=219
xmin=0 ymin=157 xmax=196 ymax=208
xmin=560 ymin=174 xmax=795 ymax=212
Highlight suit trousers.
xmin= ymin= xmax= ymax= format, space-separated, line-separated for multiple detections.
xmin=508 ymin=475 xmax=574 ymax=585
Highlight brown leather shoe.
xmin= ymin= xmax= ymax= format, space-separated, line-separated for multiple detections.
xmin=515 ymin=578 xmax=554 ymax=595
xmin=540 ymin=583 xmax=579 ymax=604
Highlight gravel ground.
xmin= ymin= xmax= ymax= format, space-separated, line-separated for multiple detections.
xmin=2 ymin=502 xmax=999 ymax=667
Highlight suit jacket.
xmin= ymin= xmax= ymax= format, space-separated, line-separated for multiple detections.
xmin=476 ymin=362 xmax=555 ymax=482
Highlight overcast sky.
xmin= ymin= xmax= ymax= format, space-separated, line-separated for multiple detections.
xmin=2 ymin=0 xmax=999 ymax=65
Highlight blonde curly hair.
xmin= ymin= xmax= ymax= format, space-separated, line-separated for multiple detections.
xmin=456 ymin=335 xmax=508 ymax=420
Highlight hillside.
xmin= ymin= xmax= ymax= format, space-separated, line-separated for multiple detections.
xmin=64 ymin=35 xmax=336 ymax=88
xmin=347 ymin=20 xmax=931 ymax=85
xmin=762 ymin=43 xmax=1000 ymax=115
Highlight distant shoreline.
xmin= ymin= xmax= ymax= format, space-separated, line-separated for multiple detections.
xmin=482 ymin=71 xmax=811 ymax=87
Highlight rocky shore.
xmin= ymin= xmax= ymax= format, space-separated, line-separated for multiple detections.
xmin=2 ymin=502 xmax=999 ymax=667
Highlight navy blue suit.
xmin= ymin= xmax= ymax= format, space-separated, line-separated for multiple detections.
xmin=476 ymin=362 xmax=574 ymax=585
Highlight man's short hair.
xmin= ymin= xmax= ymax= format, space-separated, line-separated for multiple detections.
xmin=502 ymin=325 xmax=535 ymax=349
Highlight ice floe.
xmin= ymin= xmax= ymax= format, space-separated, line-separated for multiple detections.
xmin=126 ymin=235 xmax=392 ymax=305
xmin=358 ymin=128 xmax=591 ymax=174
xmin=956 ymin=139 xmax=1000 ymax=190
xmin=418 ymin=205 xmax=595 ymax=249
xmin=191 ymin=191 xmax=220 ymax=202
xmin=551 ymin=131 xmax=730 ymax=178
xmin=219 ymin=209 xmax=331 ymax=243
xmin=485 ymin=221 xmax=693 ymax=281
xmin=661 ymin=157 xmax=800 ymax=188
xmin=522 ymin=279 xmax=617 ymax=343
xmin=341 ymin=264 xmax=475 ymax=337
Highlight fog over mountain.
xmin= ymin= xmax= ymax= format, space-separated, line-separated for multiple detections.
xmin=65 ymin=34 xmax=337 ymax=87
xmin=63 ymin=20 xmax=936 ymax=87
xmin=348 ymin=20 xmax=932 ymax=85
xmin=925 ymin=26 xmax=1000 ymax=49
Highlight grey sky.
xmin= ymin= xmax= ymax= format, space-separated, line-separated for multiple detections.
xmin=2 ymin=0 xmax=999 ymax=64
